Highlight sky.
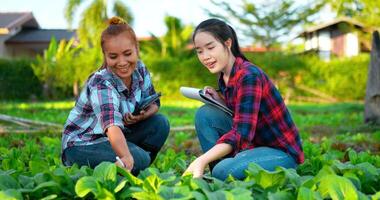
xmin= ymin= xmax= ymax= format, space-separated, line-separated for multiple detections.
xmin=1 ymin=0 xmax=215 ymax=38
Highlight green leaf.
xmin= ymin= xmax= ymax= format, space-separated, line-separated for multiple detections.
xmin=0 ymin=174 xmax=20 ymax=190
xmin=96 ymin=187 xmax=116 ymax=200
xmin=204 ymin=190 xmax=226 ymax=200
xmin=267 ymin=190 xmax=294 ymax=200
xmin=143 ymin=174 xmax=164 ymax=193
xmin=317 ymin=174 xmax=358 ymax=200
xmin=313 ymin=166 xmax=336 ymax=183
xmin=32 ymin=181 xmax=59 ymax=192
xmin=297 ymin=187 xmax=322 ymax=200
xmin=40 ymin=194 xmax=58 ymax=200
xmin=343 ymin=172 xmax=361 ymax=191
xmin=0 ymin=189 xmax=23 ymax=200
xmin=190 ymin=178 xmax=210 ymax=192
xmin=93 ymin=162 xmax=117 ymax=183
xmin=245 ymin=163 xmax=286 ymax=189
xmin=227 ymin=187 xmax=252 ymax=199
xmin=75 ymin=176 xmax=100 ymax=198
xmin=29 ymin=160 xmax=49 ymax=175
xmin=122 ymin=169 xmax=143 ymax=186
xmin=114 ymin=178 xmax=127 ymax=193
xmin=132 ymin=191 xmax=163 ymax=200
xmin=18 ymin=175 xmax=34 ymax=189
xmin=371 ymin=191 xmax=380 ymax=200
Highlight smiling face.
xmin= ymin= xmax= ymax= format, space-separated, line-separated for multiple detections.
xmin=103 ymin=32 xmax=138 ymax=85
xmin=194 ymin=31 xmax=232 ymax=74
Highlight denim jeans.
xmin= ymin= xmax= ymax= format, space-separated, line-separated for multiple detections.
xmin=63 ymin=113 xmax=169 ymax=175
xmin=195 ymin=104 xmax=296 ymax=180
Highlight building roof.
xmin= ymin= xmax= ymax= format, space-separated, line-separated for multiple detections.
xmin=0 ymin=12 xmax=39 ymax=30
xmin=5 ymin=29 xmax=76 ymax=44
xmin=298 ymin=17 xmax=365 ymax=37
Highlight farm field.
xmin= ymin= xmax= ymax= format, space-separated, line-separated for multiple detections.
xmin=0 ymin=100 xmax=379 ymax=199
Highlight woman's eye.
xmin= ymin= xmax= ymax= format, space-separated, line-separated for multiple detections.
xmin=196 ymin=50 xmax=202 ymax=54
xmin=208 ymin=46 xmax=215 ymax=50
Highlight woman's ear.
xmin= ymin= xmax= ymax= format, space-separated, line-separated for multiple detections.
xmin=225 ymin=38 xmax=232 ymax=49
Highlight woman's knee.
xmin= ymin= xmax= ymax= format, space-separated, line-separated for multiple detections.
xmin=129 ymin=144 xmax=151 ymax=173
xmin=211 ymin=158 xmax=237 ymax=181
xmin=152 ymin=114 xmax=170 ymax=138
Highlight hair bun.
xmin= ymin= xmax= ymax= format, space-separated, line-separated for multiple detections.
xmin=108 ymin=16 xmax=127 ymax=25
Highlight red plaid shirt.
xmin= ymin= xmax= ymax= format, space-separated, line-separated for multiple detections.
xmin=216 ymin=57 xmax=304 ymax=164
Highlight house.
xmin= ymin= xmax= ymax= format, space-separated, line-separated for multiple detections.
xmin=298 ymin=17 xmax=370 ymax=60
xmin=0 ymin=12 xmax=76 ymax=58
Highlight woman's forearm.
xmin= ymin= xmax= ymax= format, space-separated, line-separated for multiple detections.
xmin=106 ymin=126 xmax=132 ymax=157
xmin=199 ymin=143 xmax=233 ymax=164
xmin=144 ymin=103 xmax=159 ymax=119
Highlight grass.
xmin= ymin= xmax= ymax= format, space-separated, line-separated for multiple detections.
xmin=1 ymin=100 xmax=379 ymax=154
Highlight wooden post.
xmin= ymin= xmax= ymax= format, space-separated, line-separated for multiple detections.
xmin=364 ymin=31 xmax=380 ymax=124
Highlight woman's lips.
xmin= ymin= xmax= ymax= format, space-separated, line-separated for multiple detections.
xmin=205 ymin=61 xmax=216 ymax=69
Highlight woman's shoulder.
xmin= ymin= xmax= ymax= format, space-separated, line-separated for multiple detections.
xmin=238 ymin=60 xmax=266 ymax=79
xmin=87 ymin=69 xmax=113 ymax=88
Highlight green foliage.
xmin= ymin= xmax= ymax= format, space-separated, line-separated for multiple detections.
xmin=64 ymin=0 xmax=133 ymax=47
xmin=299 ymin=54 xmax=369 ymax=100
xmin=0 ymin=58 xmax=41 ymax=100
xmin=31 ymin=37 xmax=79 ymax=99
xmin=0 ymin=102 xmax=380 ymax=199
xmin=140 ymin=15 xmax=193 ymax=59
xmin=208 ymin=0 xmax=325 ymax=48
xmin=142 ymin=55 xmax=217 ymax=98
xmin=327 ymin=0 xmax=380 ymax=28
xmin=246 ymin=52 xmax=369 ymax=100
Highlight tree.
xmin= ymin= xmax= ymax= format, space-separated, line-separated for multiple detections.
xmin=31 ymin=38 xmax=78 ymax=98
xmin=141 ymin=15 xmax=193 ymax=58
xmin=207 ymin=0 xmax=325 ymax=49
xmin=364 ymin=31 xmax=380 ymax=124
xmin=64 ymin=0 xmax=133 ymax=47
xmin=328 ymin=0 xmax=380 ymax=28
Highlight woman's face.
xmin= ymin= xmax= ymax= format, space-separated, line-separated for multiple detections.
xmin=103 ymin=32 xmax=138 ymax=83
xmin=194 ymin=31 xmax=231 ymax=74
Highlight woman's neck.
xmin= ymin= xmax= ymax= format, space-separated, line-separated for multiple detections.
xmin=222 ymin=55 xmax=236 ymax=84
xmin=123 ymin=77 xmax=132 ymax=90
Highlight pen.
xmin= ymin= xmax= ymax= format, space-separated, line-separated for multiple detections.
xmin=115 ymin=156 xmax=125 ymax=168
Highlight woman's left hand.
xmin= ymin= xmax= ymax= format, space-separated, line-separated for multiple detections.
xmin=124 ymin=111 xmax=146 ymax=125
xmin=183 ymin=157 xmax=208 ymax=178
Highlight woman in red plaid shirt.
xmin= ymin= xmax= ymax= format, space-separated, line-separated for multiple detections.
xmin=184 ymin=18 xmax=304 ymax=180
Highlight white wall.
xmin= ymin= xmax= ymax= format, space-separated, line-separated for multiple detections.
xmin=318 ymin=30 xmax=331 ymax=60
xmin=345 ymin=32 xmax=359 ymax=57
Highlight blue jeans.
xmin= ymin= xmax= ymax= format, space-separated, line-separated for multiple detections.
xmin=195 ymin=105 xmax=296 ymax=180
xmin=63 ymin=113 xmax=169 ymax=175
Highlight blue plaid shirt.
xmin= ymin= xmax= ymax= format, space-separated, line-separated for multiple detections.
xmin=61 ymin=60 xmax=159 ymax=151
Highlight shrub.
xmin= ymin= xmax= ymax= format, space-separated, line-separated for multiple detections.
xmin=0 ymin=58 xmax=42 ymax=100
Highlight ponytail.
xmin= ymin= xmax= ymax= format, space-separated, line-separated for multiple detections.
xmin=228 ymin=25 xmax=248 ymax=61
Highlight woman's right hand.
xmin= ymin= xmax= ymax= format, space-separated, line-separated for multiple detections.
xmin=204 ymin=86 xmax=222 ymax=102
xmin=116 ymin=154 xmax=134 ymax=172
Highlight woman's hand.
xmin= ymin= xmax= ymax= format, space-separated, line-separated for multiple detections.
xmin=204 ymin=86 xmax=223 ymax=102
xmin=123 ymin=111 xmax=146 ymax=125
xmin=115 ymin=154 xmax=134 ymax=172
xmin=183 ymin=156 xmax=208 ymax=178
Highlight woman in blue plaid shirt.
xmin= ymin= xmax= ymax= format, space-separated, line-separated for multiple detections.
xmin=61 ymin=17 xmax=169 ymax=175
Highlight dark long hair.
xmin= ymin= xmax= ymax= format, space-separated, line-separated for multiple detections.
xmin=192 ymin=18 xmax=248 ymax=61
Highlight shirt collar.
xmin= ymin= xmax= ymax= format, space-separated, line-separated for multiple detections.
xmin=102 ymin=67 xmax=142 ymax=94
xmin=218 ymin=57 xmax=245 ymax=91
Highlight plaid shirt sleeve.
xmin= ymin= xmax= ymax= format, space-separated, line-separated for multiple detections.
xmin=89 ymin=80 xmax=124 ymax=132
xmin=216 ymin=75 xmax=263 ymax=155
